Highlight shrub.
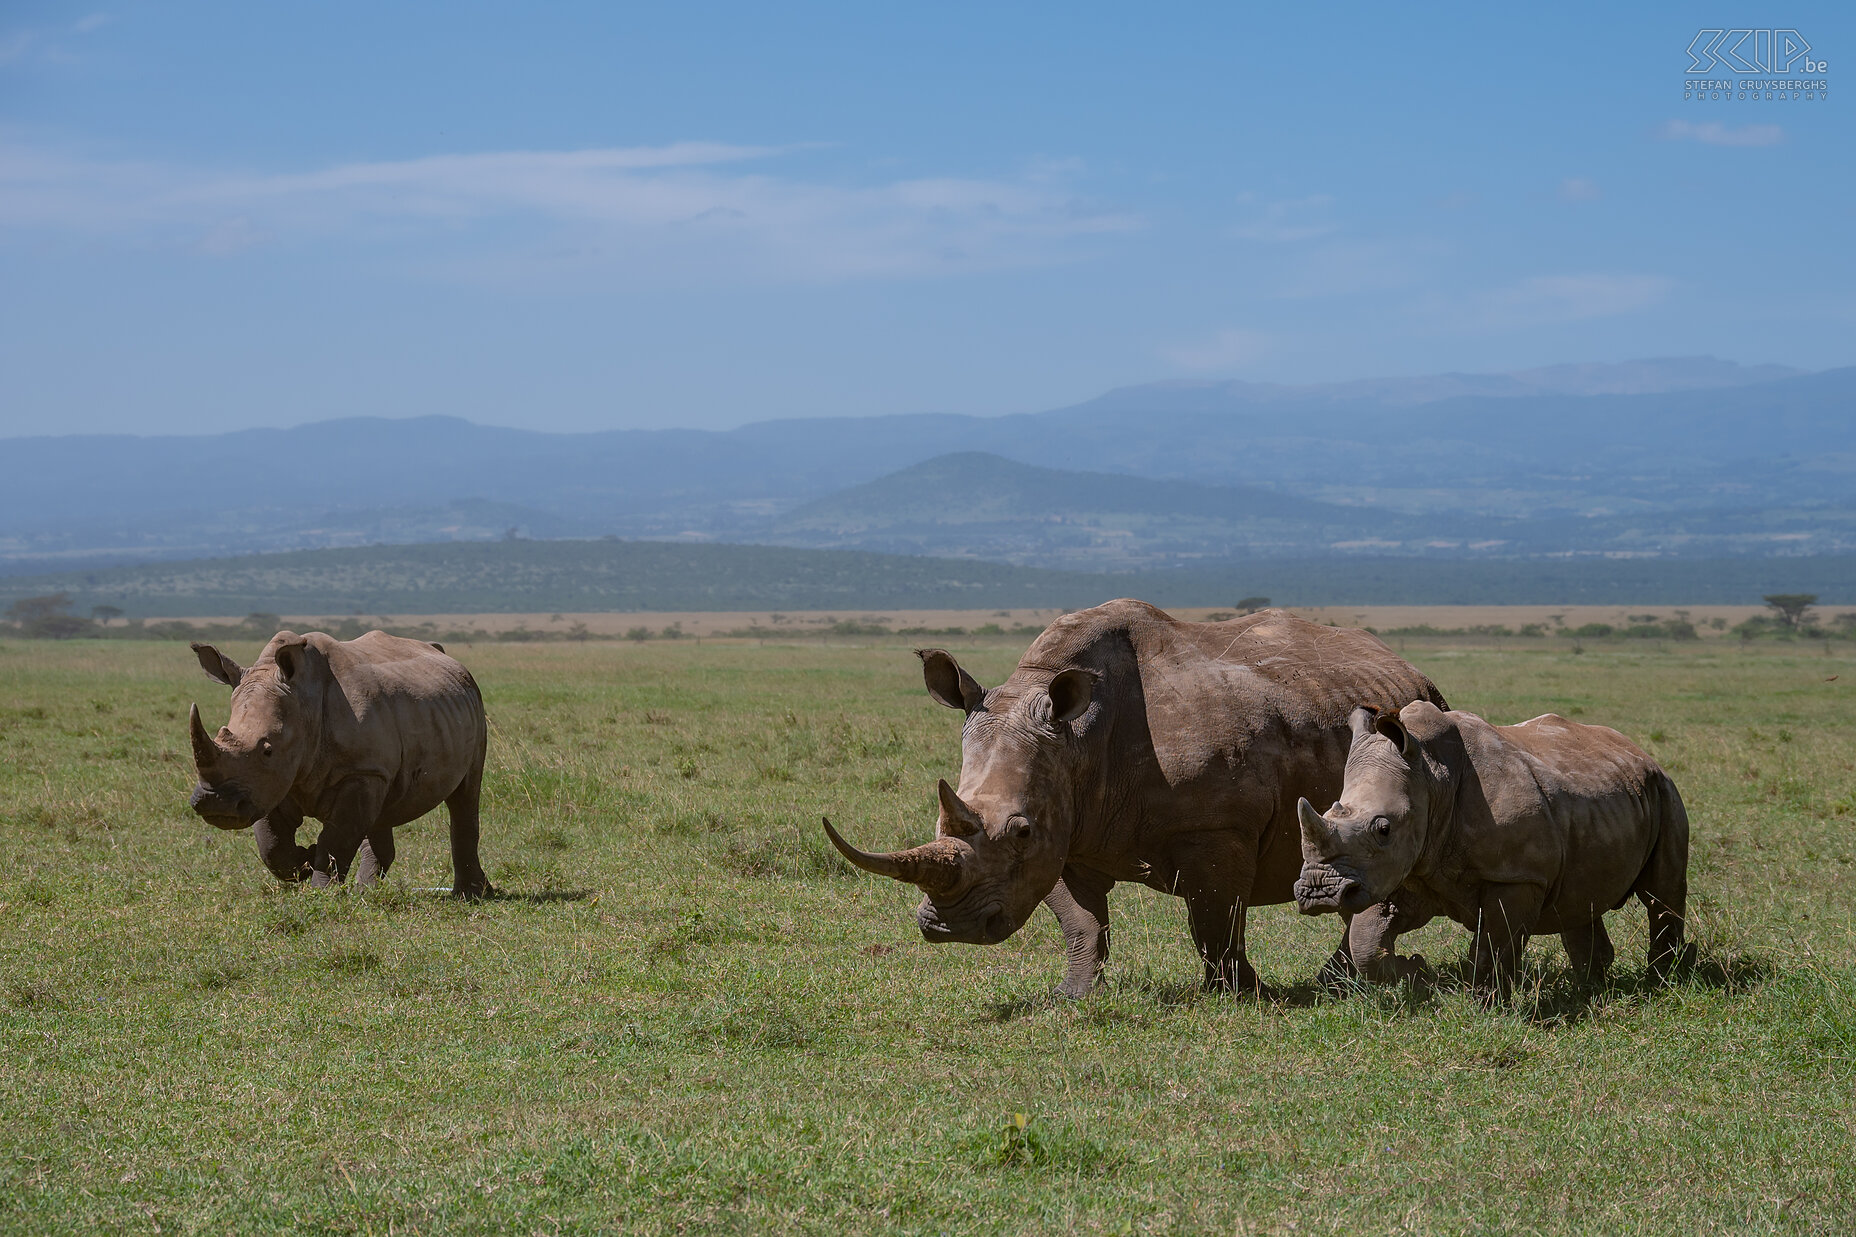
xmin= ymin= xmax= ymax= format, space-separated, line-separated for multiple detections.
xmin=4 ymin=594 xmax=93 ymax=639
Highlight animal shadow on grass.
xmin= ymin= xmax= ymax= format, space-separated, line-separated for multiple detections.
xmin=1334 ymin=941 xmax=1776 ymax=1028
xmin=981 ymin=969 xmax=1280 ymax=1024
xmin=414 ymin=885 xmax=597 ymax=904
xmin=982 ymin=991 xmax=1065 ymax=1023
xmin=980 ymin=942 xmax=1774 ymax=1026
xmin=488 ymin=888 xmax=598 ymax=904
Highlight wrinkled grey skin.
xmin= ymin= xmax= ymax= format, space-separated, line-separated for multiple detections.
xmin=823 ymin=600 xmax=1449 ymax=998
xmin=1294 ymin=701 xmax=1690 ymax=994
xmin=188 ymin=630 xmax=493 ymax=896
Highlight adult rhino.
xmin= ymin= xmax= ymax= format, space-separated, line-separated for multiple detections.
xmin=823 ymin=600 xmax=1448 ymax=997
xmin=187 ymin=630 xmax=493 ymax=897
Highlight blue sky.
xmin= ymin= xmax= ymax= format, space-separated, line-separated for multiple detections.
xmin=1 ymin=1 xmax=1849 ymax=435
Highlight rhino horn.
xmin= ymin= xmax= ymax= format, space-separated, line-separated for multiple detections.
xmin=936 ymin=779 xmax=983 ymax=838
xmin=188 ymin=703 xmax=224 ymax=770
xmin=1296 ymin=797 xmax=1330 ymax=844
xmin=821 ymin=817 xmax=964 ymax=896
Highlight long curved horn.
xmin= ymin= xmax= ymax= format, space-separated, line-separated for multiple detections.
xmin=189 ymin=703 xmax=223 ymax=770
xmin=821 ymin=817 xmax=965 ymax=895
xmin=1296 ymin=798 xmax=1330 ymax=845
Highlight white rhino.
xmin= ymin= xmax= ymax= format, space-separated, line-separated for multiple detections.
xmin=188 ymin=630 xmax=493 ymax=896
xmin=1295 ymin=702 xmax=1690 ymax=993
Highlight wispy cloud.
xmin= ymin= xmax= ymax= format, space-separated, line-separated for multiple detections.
xmin=0 ymin=30 xmax=37 ymax=63
xmin=1557 ymin=177 xmax=1601 ymax=202
xmin=1473 ymin=273 xmax=1670 ymax=327
xmin=0 ymin=11 xmax=109 ymax=64
xmin=1229 ymin=193 xmax=1336 ymax=243
xmin=1225 ymin=193 xmax=1428 ymax=301
xmin=1658 ymin=120 xmax=1784 ymax=147
xmin=1160 ymin=327 xmax=1273 ymax=371
xmin=1276 ymin=239 xmax=1433 ymax=300
xmin=0 ymin=140 xmax=1140 ymax=281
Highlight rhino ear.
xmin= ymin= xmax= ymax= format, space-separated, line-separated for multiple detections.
xmin=1348 ymin=705 xmax=1379 ymax=742
xmin=1047 ymin=667 xmax=1097 ymax=724
xmin=1374 ymin=712 xmax=1418 ymax=761
xmin=917 ymin=649 xmax=986 ymax=713
xmin=190 ymin=642 xmax=243 ymax=687
xmin=272 ymin=635 xmax=312 ymax=682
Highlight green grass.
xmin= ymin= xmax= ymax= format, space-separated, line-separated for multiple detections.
xmin=1 ymin=636 xmax=1853 ymax=1234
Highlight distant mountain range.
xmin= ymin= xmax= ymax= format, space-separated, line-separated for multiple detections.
xmin=3 ymin=356 xmax=1851 ymax=574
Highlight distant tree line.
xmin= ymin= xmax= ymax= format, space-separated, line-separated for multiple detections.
xmin=6 ymin=589 xmax=1854 ymax=643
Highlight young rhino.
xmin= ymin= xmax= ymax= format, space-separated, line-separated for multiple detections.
xmin=1294 ymin=702 xmax=1689 ymax=993
xmin=188 ymin=630 xmax=492 ymax=896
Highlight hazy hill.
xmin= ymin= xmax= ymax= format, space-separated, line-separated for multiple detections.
xmin=2 ymin=358 xmax=1850 ymax=573
xmin=770 ymin=453 xmax=1856 ymax=566
xmin=1056 ymin=355 xmax=1802 ymax=412
xmin=769 ymin=452 xmax=1465 ymax=568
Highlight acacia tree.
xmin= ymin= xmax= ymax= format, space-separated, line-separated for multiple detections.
xmin=5 ymin=593 xmax=92 ymax=639
xmin=1235 ymin=596 xmax=1271 ymax=614
xmin=1762 ymin=593 xmax=1818 ymax=631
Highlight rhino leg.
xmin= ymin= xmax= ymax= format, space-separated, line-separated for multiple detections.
xmin=1175 ymin=843 xmax=1265 ymax=993
xmin=445 ymin=763 xmax=494 ymax=899
xmin=307 ymin=778 xmax=388 ymax=888
xmin=1562 ymin=918 xmax=1615 ymax=982
xmin=1184 ymin=893 xmax=1261 ymax=994
xmin=1469 ymin=882 xmax=1546 ymax=998
xmin=1635 ymin=805 xmax=1690 ymax=983
xmin=352 ymin=827 xmax=397 ymax=889
xmin=1046 ymin=869 xmax=1114 ymax=999
xmin=253 ymin=802 xmax=311 ymax=883
xmin=309 ymin=835 xmax=360 ymax=888
xmin=1317 ymin=918 xmax=1359 ymax=988
xmin=1321 ymin=899 xmax=1435 ymax=988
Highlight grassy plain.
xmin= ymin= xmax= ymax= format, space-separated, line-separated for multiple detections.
xmin=1 ymin=635 xmax=1852 ymax=1234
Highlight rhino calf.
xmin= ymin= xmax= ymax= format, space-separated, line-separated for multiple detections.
xmin=1294 ymin=702 xmax=1688 ymax=994
xmin=187 ymin=630 xmax=493 ymax=897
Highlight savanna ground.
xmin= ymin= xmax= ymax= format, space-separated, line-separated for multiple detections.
xmin=1 ymin=634 xmax=1852 ymax=1235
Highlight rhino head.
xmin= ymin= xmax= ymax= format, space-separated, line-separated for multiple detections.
xmin=1294 ymin=703 xmax=1441 ymax=915
xmin=187 ymin=634 xmax=322 ymax=830
xmin=823 ymin=648 xmax=1099 ymax=946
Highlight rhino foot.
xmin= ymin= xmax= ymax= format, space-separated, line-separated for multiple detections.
xmin=1391 ymin=952 xmax=1433 ymax=984
xmin=1316 ymin=947 xmax=1358 ymax=994
xmin=1649 ymin=942 xmax=1698 ymax=985
xmin=449 ymin=876 xmax=495 ymax=901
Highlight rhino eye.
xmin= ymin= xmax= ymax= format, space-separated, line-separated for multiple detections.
xmin=1371 ymin=816 xmax=1390 ymax=839
xmin=1008 ymin=816 xmax=1032 ymax=840
xmin=261 ymin=740 xmax=274 ymax=758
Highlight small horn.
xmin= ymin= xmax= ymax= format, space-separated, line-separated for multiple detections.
xmin=821 ymin=817 xmax=965 ymax=895
xmin=188 ymin=703 xmax=222 ymax=769
xmin=1296 ymin=798 xmax=1330 ymax=844
xmin=936 ymin=779 xmax=983 ymax=838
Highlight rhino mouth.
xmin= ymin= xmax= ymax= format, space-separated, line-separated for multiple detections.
xmin=918 ymin=900 xmax=1010 ymax=945
xmin=190 ymin=782 xmax=259 ymax=831
xmin=1294 ymin=866 xmax=1373 ymax=916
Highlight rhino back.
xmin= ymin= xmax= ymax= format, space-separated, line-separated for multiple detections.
xmin=1443 ymin=712 xmax=1670 ymax=930
xmin=1015 ymin=600 xmax=1447 ymax=901
xmin=304 ymin=632 xmax=487 ymax=818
